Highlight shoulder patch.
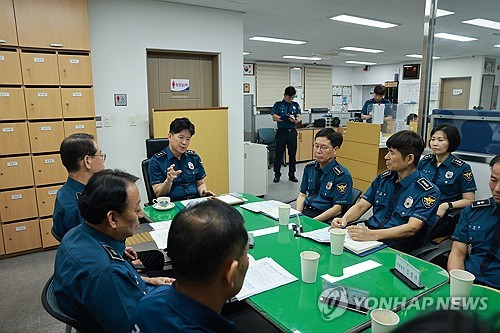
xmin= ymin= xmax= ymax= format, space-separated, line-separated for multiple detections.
xmin=102 ymin=245 xmax=124 ymax=262
xmin=463 ymin=170 xmax=474 ymax=182
xmin=422 ymin=195 xmax=437 ymax=208
xmin=154 ymin=151 xmax=166 ymax=158
xmin=422 ymin=154 xmax=433 ymax=160
xmin=417 ymin=178 xmax=433 ymax=191
xmin=471 ymin=198 xmax=493 ymax=209
xmin=381 ymin=170 xmax=393 ymax=178
xmin=306 ymin=160 xmax=316 ymax=167
xmin=451 ymin=158 xmax=464 ymax=166
xmin=186 ymin=149 xmax=197 ymax=155
xmin=333 ymin=166 xmax=344 ymax=176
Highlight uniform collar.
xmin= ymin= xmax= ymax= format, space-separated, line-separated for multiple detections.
xmin=320 ymin=158 xmax=338 ymax=174
xmin=80 ymin=222 xmax=125 ymax=255
xmin=395 ymin=169 xmax=420 ymax=189
xmin=433 ymin=153 xmax=454 ymax=167
xmin=66 ymin=177 xmax=85 ymax=192
xmin=166 ymin=146 xmax=185 ymax=162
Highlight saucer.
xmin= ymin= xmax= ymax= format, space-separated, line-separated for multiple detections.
xmin=153 ymin=202 xmax=175 ymax=211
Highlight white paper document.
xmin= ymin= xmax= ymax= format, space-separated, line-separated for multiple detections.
xmin=249 ymin=224 xmax=293 ymax=237
xmin=321 ymin=260 xmax=382 ymax=284
xmin=300 ymin=227 xmax=384 ymax=254
xmin=180 ymin=197 xmax=208 ymax=208
xmin=213 ymin=194 xmax=245 ymax=205
xmin=234 ymin=257 xmax=298 ymax=301
xmin=149 ymin=228 xmax=170 ymax=249
xmin=149 ymin=220 xmax=172 ymax=231
xmin=241 ymin=200 xmax=301 ymax=220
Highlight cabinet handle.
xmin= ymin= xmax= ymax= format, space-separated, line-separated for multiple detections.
xmin=49 ymin=43 xmax=64 ymax=48
xmin=0 ymin=40 xmax=6 ymax=43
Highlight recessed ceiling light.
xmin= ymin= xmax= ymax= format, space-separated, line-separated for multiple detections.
xmin=405 ymin=54 xmax=440 ymax=59
xmin=340 ymin=46 xmax=384 ymax=53
xmin=330 ymin=14 xmax=398 ymax=29
xmin=283 ymin=56 xmax=321 ymax=61
xmin=345 ymin=61 xmax=377 ymax=65
xmin=436 ymin=9 xmax=454 ymax=17
xmin=462 ymin=18 xmax=500 ymax=31
xmin=434 ymin=33 xmax=477 ymax=42
xmin=243 ymin=52 xmax=251 ymax=56
xmin=249 ymin=36 xmax=307 ymax=45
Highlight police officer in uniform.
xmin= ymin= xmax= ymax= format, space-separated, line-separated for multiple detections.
xmin=332 ymin=130 xmax=441 ymax=253
xmin=149 ymin=117 xmax=214 ymax=201
xmin=360 ymin=84 xmax=392 ymax=123
xmin=271 ymin=86 xmax=302 ymax=183
xmin=54 ymin=170 xmax=174 ymax=333
xmin=297 ymin=128 xmax=353 ymax=222
xmin=448 ymin=155 xmax=500 ymax=289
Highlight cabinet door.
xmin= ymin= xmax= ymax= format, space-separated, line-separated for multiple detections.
xmin=0 ymin=155 xmax=34 ymax=189
xmin=0 ymin=88 xmax=26 ymax=120
xmin=36 ymin=185 xmax=61 ymax=217
xmin=0 ymin=50 xmax=22 ymax=84
xmin=64 ymin=120 xmax=97 ymax=138
xmin=20 ymin=52 xmax=59 ymax=85
xmin=298 ymin=129 xmax=313 ymax=161
xmin=0 ymin=225 xmax=4 ymax=255
xmin=2 ymin=219 xmax=42 ymax=254
xmin=40 ymin=218 xmax=59 ymax=248
xmin=0 ymin=122 xmax=30 ymax=155
xmin=61 ymin=88 xmax=95 ymax=118
xmin=24 ymin=88 xmax=63 ymax=120
xmin=0 ymin=0 xmax=18 ymax=46
xmin=58 ymin=54 xmax=93 ymax=86
xmin=0 ymin=188 xmax=38 ymax=222
xmin=32 ymin=154 xmax=66 ymax=186
xmin=28 ymin=121 xmax=65 ymax=153
xmin=14 ymin=0 xmax=90 ymax=50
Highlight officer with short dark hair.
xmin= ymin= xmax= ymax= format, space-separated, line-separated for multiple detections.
xmin=361 ymin=84 xmax=392 ymax=123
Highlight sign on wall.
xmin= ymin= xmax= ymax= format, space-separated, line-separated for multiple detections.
xmin=170 ymin=79 xmax=190 ymax=92
xmin=243 ymin=63 xmax=254 ymax=75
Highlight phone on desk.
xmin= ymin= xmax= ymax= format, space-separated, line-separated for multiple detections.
xmin=248 ymin=232 xmax=255 ymax=248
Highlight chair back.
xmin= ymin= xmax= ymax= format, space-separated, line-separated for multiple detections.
xmin=146 ymin=138 xmax=169 ymax=159
xmin=51 ymin=226 xmax=62 ymax=242
xmin=341 ymin=188 xmax=363 ymax=216
xmin=142 ymin=159 xmax=156 ymax=205
xmin=256 ymin=128 xmax=276 ymax=144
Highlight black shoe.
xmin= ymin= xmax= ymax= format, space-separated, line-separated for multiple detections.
xmin=289 ymin=176 xmax=299 ymax=182
xmin=273 ymin=177 xmax=280 ymax=183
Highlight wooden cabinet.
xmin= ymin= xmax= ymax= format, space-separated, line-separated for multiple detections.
xmin=40 ymin=218 xmax=59 ymax=248
xmin=24 ymin=88 xmax=63 ymax=120
xmin=0 ymin=225 xmax=4 ymax=255
xmin=0 ymin=188 xmax=38 ymax=222
xmin=0 ymin=0 xmax=18 ymax=46
xmin=28 ymin=121 xmax=65 ymax=153
xmin=0 ymin=122 xmax=30 ymax=156
xmin=2 ymin=219 xmax=41 ymax=254
xmin=61 ymin=88 xmax=95 ymax=118
xmin=31 ymin=154 xmax=66 ymax=186
xmin=36 ymin=185 xmax=61 ymax=217
xmin=0 ymin=88 xmax=26 ymax=120
xmin=0 ymin=50 xmax=22 ymax=85
xmin=14 ymin=0 xmax=90 ymax=51
xmin=20 ymin=52 xmax=59 ymax=85
xmin=64 ymin=119 xmax=97 ymax=138
xmin=58 ymin=54 xmax=92 ymax=86
xmin=0 ymin=156 xmax=34 ymax=189
xmin=297 ymin=129 xmax=313 ymax=161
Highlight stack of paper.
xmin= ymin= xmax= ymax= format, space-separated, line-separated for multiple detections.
xmin=213 ymin=194 xmax=245 ymax=205
xmin=241 ymin=200 xmax=301 ymax=220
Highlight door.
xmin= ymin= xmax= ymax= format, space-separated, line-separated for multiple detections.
xmin=0 ymin=0 xmax=18 ymax=46
xmin=439 ymin=77 xmax=471 ymax=109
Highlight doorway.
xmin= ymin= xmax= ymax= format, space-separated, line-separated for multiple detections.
xmin=439 ymin=77 xmax=471 ymax=109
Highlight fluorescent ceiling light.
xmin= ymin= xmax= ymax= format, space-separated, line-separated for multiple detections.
xmin=434 ymin=33 xmax=477 ymax=42
xmin=462 ymin=18 xmax=500 ymax=31
xmin=249 ymin=36 xmax=307 ymax=45
xmin=330 ymin=14 xmax=398 ymax=29
xmin=283 ymin=55 xmax=321 ymax=61
xmin=495 ymin=44 xmax=500 ymax=48
xmin=340 ymin=46 xmax=384 ymax=53
xmin=345 ymin=61 xmax=377 ymax=65
xmin=436 ymin=9 xmax=454 ymax=17
xmin=405 ymin=54 xmax=441 ymax=59
xmin=243 ymin=52 xmax=250 ymax=55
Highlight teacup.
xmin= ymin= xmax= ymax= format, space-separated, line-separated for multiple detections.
xmin=153 ymin=196 xmax=170 ymax=207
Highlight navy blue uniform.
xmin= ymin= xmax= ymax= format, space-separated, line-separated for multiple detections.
xmin=54 ymin=223 xmax=154 ymax=333
xmin=149 ymin=147 xmax=207 ymax=201
xmin=363 ymin=170 xmax=441 ymax=252
xmin=52 ymin=177 xmax=84 ymax=239
xmin=271 ymin=99 xmax=301 ymax=179
xmin=451 ymin=198 xmax=500 ymax=289
xmin=131 ymin=284 xmax=237 ymax=333
xmin=300 ymin=159 xmax=353 ymax=217
xmin=361 ymin=98 xmax=392 ymax=123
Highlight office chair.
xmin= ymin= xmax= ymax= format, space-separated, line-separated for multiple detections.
xmin=142 ymin=159 xmax=156 ymax=206
xmin=142 ymin=138 xmax=170 ymax=205
xmin=341 ymin=188 xmax=363 ymax=216
xmin=256 ymin=128 xmax=276 ymax=168
xmin=146 ymin=138 xmax=170 ymax=159
xmin=51 ymin=226 xmax=62 ymax=242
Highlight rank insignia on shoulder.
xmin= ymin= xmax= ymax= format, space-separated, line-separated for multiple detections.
xmin=381 ymin=170 xmax=392 ymax=178
xmin=422 ymin=195 xmax=437 ymax=208
xmin=417 ymin=178 xmax=433 ymax=191
xmin=422 ymin=154 xmax=433 ymax=160
xmin=337 ymin=183 xmax=347 ymax=194
xmin=471 ymin=198 xmax=493 ymax=208
xmin=186 ymin=149 xmax=197 ymax=155
xmin=306 ymin=160 xmax=316 ymax=166
xmin=154 ymin=151 xmax=166 ymax=158
xmin=451 ymin=158 xmax=464 ymax=166
xmin=333 ymin=166 xmax=344 ymax=175
xmin=102 ymin=245 xmax=124 ymax=261
xmin=463 ymin=170 xmax=473 ymax=182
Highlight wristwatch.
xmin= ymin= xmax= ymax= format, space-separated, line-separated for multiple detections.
xmin=447 ymin=202 xmax=454 ymax=211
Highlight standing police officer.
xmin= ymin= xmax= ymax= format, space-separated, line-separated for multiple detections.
xmin=360 ymin=84 xmax=392 ymax=123
xmin=272 ymin=86 xmax=302 ymax=183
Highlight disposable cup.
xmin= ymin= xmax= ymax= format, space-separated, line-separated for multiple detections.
xmin=329 ymin=228 xmax=346 ymax=255
xmin=278 ymin=204 xmax=291 ymax=226
xmin=300 ymin=251 xmax=320 ymax=283
xmin=370 ymin=308 xmax=400 ymax=333
xmin=449 ymin=269 xmax=475 ymax=305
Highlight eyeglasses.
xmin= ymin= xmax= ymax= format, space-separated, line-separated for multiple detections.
xmin=93 ymin=152 xmax=107 ymax=162
xmin=314 ymin=145 xmax=331 ymax=151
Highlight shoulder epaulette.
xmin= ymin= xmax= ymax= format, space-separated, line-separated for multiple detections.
xmin=451 ymin=158 xmax=464 ymax=166
xmin=422 ymin=154 xmax=433 ymax=160
xmin=417 ymin=178 xmax=433 ymax=191
xmin=381 ymin=170 xmax=393 ymax=178
xmin=186 ymin=149 xmax=197 ymax=155
xmin=154 ymin=151 xmax=166 ymax=158
xmin=102 ymin=245 xmax=124 ymax=262
xmin=306 ymin=160 xmax=316 ymax=167
xmin=471 ymin=198 xmax=493 ymax=209
xmin=333 ymin=165 xmax=344 ymax=176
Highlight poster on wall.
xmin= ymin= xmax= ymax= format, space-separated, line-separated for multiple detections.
xmin=243 ymin=63 xmax=254 ymax=75
xmin=170 ymin=79 xmax=190 ymax=92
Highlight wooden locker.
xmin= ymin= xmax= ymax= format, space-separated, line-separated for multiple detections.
xmin=2 ymin=219 xmax=42 ymax=254
xmin=0 ymin=50 xmax=22 ymax=85
xmin=0 ymin=122 xmax=30 ymax=156
xmin=31 ymin=154 xmax=66 ymax=186
xmin=0 ymin=155 xmax=34 ymax=189
xmin=0 ymin=88 xmax=27 ymax=121
xmin=61 ymin=88 xmax=95 ymax=118
xmin=20 ymin=52 xmax=59 ymax=85
xmin=0 ymin=188 xmax=38 ymax=222
xmin=36 ymin=184 xmax=61 ymax=217
xmin=24 ymin=88 xmax=63 ymax=120
xmin=58 ymin=54 xmax=93 ymax=86
xmin=28 ymin=121 xmax=65 ymax=153
xmin=40 ymin=218 xmax=59 ymax=248
xmin=0 ymin=224 xmax=4 ymax=255
xmin=64 ymin=120 xmax=97 ymax=138
xmin=0 ymin=0 xmax=18 ymax=46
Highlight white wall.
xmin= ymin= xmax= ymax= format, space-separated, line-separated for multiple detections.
xmin=88 ymin=0 xmax=244 ymax=202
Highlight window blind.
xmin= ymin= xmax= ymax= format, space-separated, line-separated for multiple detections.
xmin=304 ymin=66 xmax=332 ymax=109
xmin=256 ymin=63 xmax=289 ymax=107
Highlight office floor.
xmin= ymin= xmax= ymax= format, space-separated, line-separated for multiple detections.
xmin=0 ymin=163 xmax=305 ymax=332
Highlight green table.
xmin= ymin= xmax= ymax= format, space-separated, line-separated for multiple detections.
xmin=143 ymin=194 xmax=449 ymax=333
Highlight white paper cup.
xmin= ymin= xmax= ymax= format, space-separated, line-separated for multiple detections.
xmin=278 ymin=204 xmax=291 ymax=226
xmin=450 ymin=269 xmax=475 ymax=305
xmin=300 ymin=251 xmax=320 ymax=283
xmin=329 ymin=229 xmax=346 ymax=255
xmin=153 ymin=196 xmax=170 ymax=207
xmin=370 ymin=309 xmax=400 ymax=333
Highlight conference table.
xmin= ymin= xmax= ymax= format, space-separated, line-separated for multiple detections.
xmin=140 ymin=194 xmax=491 ymax=332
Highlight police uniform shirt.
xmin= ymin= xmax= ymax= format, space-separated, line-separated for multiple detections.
xmin=54 ymin=223 xmax=153 ymax=333
xmin=149 ymin=146 xmax=207 ymax=201
xmin=52 ymin=177 xmax=85 ymax=239
xmin=131 ymin=284 xmax=237 ymax=333
xmin=300 ymin=159 xmax=353 ymax=212
xmin=271 ymin=99 xmax=301 ymax=129
xmin=418 ymin=154 xmax=477 ymax=203
xmin=451 ymin=198 xmax=500 ymax=289
xmin=361 ymin=98 xmax=392 ymax=119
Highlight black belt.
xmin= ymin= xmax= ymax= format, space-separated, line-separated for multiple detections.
xmin=277 ymin=128 xmax=296 ymax=133
xmin=304 ymin=205 xmax=324 ymax=213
